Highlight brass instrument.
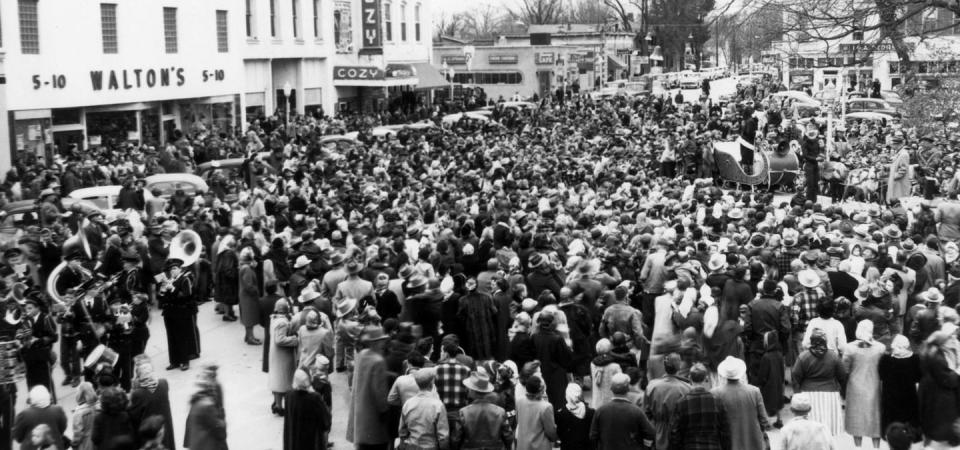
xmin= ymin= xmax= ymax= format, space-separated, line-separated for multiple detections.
xmin=159 ymin=230 xmax=202 ymax=294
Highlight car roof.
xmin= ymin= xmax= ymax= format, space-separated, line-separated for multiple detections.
xmin=3 ymin=197 xmax=99 ymax=215
xmin=68 ymin=186 xmax=122 ymax=198
xmin=144 ymin=173 xmax=209 ymax=192
xmin=319 ymin=134 xmax=360 ymax=144
xmin=846 ymin=112 xmax=894 ymax=120
xmin=197 ymin=159 xmax=246 ymax=171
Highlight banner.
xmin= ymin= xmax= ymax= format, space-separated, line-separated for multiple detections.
xmin=360 ymin=0 xmax=383 ymax=55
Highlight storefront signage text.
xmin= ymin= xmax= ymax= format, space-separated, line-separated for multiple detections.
xmin=838 ymin=42 xmax=915 ymax=55
xmin=442 ymin=55 xmax=468 ymax=65
xmin=536 ymin=52 xmax=555 ymax=65
xmin=360 ymin=0 xmax=383 ymax=54
xmin=489 ymin=55 xmax=519 ymax=65
xmin=334 ymin=66 xmax=384 ymax=80
xmin=31 ymin=67 xmax=228 ymax=92
xmin=385 ymin=64 xmax=415 ymax=78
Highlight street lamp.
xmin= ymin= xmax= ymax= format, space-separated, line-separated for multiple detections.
xmin=282 ymin=82 xmax=292 ymax=125
xmin=643 ymin=32 xmax=653 ymax=75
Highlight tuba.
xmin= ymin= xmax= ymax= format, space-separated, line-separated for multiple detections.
xmin=46 ymin=227 xmax=96 ymax=308
xmin=158 ymin=230 xmax=202 ymax=294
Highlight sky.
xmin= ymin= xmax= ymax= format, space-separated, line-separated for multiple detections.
xmin=434 ymin=0 xmax=503 ymax=15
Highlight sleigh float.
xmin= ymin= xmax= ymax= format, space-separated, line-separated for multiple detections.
xmin=714 ymin=140 xmax=800 ymax=190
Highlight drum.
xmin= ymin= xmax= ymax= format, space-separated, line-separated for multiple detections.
xmin=769 ymin=150 xmax=800 ymax=187
xmin=83 ymin=344 xmax=119 ymax=370
xmin=0 ymin=340 xmax=24 ymax=384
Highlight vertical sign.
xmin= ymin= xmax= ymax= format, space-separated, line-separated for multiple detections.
xmin=360 ymin=0 xmax=383 ymax=54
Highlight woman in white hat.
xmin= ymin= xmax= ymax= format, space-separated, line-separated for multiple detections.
xmin=842 ymin=320 xmax=885 ymax=448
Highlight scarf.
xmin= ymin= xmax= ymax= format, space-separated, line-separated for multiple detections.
xmin=809 ymin=331 xmax=829 ymax=358
xmin=137 ymin=363 xmax=160 ymax=393
xmin=891 ymin=334 xmax=912 ymax=359
xmin=565 ymin=383 xmax=586 ymax=419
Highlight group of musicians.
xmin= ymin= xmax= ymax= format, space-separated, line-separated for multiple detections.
xmin=0 ymin=207 xmax=200 ymax=450
xmin=738 ymin=105 xmax=824 ymax=200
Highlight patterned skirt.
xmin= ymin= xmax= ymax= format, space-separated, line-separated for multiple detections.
xmin=807 ymin=390 xmax=844 ymax=438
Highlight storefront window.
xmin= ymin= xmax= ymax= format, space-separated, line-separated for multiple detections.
xmin=211 ymin=102 xmax=234 ymax=136
xmin=12 ymin=118 xmax=51 ymax=165
xmin=179 ymin=103 xmax=212 ymax=137
xmin=141 ymin=108 xmax=162 ymax=147
xmin=52 ymin=108 xmax=82 ymax=126
xmin=86 ymin=111 xmax=136 ymax=148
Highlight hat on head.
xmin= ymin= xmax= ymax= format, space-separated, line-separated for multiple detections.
xmin=359 ymin=325 xmax=389 ymax=343
xmin=883 ymin=225 xmax=902 ymax=240
xmin=346 ymin=260 xmax=362 ymax=275
xmin=528 ymin=253 xmax=547 ymax=269
xmin=727 ymin=208 xmax=744 ymax=220
xmin=3 ymin=247 xmax=22 ymax=259
xmin=336 ymin=297 xmax=358 ymax=317
xmin=463 ymin=371 xmax=494 ymax=393
xmin=923 ymin=287 xmax=944 ymax=303
xmin=900 ymin=238 xmax=916 ymax=252
xmin=405 ymin=274 xmax=428 ymax=290
xmin=165 ymin=258 xmax=184 ymax=270
xmin=294 ymin=255 xmax=311 ymax=269
xmin=328 ymin=252 xmax=345 ymax=266
xmin=717 ymin=356 xmax=746 ymax=380
xmin=790 ymin=392 xmax=813 ymax=413
xmin=945 ymin=241 xmax=960 ymax=264
xmin=707 ymin=253 xmax=727 ymax=271
xmin=798 ymin=269 xmax=821 ymax=288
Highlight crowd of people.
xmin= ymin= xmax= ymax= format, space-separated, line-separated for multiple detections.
xmin=0 ymin=75 xmax=959 ymax=450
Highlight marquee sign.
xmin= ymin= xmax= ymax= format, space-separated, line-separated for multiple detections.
xmin=360 ymin=0 xmax=383 ymax=55
xmin=333 ymin=66 xmax=384 ymax=81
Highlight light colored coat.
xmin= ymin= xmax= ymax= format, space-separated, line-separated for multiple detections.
xmin=267 ymin=315 xmax=298 ymax=393
xmin=886 ymin=148 xmax=912 ymax=203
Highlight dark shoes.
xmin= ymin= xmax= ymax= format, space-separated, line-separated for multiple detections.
xmin=271 ymin=403 xmax=285 ymax=416
xmin=223 ymin=315 xmax=238 ymax=322
xmin=180 ymin=363 xmax=189 ymax=371
xmin=166 ymin=364 xmax=178 ymax=371
xmin=245 ymin=338 xmax=262 ymax=345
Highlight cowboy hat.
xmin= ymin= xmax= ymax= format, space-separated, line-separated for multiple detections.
xmin=405 ymin=274 xmax=428 ymax=290
xmin=717 ymin=356 xmax=746 ymax=380
xmin=798 ymin=269 xmax=821 ymax=288
xmin=463 ymin=371 xmax=494 ymax=393
xmin=923 ymin=287 xmax=944 ymax=304
xmin=359 ymin=325 xmax=389 ymax=343
xmin=707 ymin=253 xmax=727 ymax=272
xmin=294 ymin=255 xmax=311 ymax=269
xmin=299 ymin=290 xmax=321 ymax=304
xmin=727 ymin=208 xmax=744 ymax=220
xmin=336 ymin=297 xmax=358 ymax=317
xmin=883 ymin=225 xmax=902 ymax=240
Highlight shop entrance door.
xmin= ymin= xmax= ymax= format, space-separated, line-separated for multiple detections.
xmin=537 ymin=71 xmax=553 ymax=97
xmin=53 ymin=130 xmax=84 ymax=155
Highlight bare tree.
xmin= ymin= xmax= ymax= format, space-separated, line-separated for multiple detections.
xmin=567 ymin=0 xmax=615 ymax=25
xmin=507 ymin=0 xmax=565 ymax=25
xmin=601 ymin=0 xmax=635 ymax=31
xmin=434 ymin=11 xmax=466 ymax=39
xmin=462 ymin=4 xmax=507 ymax=40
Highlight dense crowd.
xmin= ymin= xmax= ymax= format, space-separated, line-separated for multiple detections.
xmin=1 ymin=77 xmax=960 ymax=450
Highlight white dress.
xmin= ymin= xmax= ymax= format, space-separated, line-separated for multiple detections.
xmin=802 ymin=317 xmax=848 ymax=353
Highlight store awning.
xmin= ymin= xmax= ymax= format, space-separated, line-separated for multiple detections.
xmin=607 ymin=55 xmax=627 ymax=70
xmin=414 ymin=63 xmax=448 ymax=88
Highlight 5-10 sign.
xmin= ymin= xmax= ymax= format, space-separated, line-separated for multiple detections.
xmin=202 ymin=70 xmax=225 ymax=82
xmin=32 ymin=74 xmax=67 ymax=89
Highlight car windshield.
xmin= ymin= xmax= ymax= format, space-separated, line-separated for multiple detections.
xmin=80 ymin=196 xmax=112 ymax=210
xmin=149 ymin=181 xmax=199 ymax=197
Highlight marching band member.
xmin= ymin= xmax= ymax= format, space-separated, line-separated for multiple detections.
xmin=20 ymin=295 xmax=58 ymax=404
xmin=157 ymin=258 xmax=200 ymax=371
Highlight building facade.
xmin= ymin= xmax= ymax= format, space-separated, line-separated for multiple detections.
xmin=241 ymin=0 xmax=336 ymax=123
xmin=1 ymin=0 xmax=244 ymax=170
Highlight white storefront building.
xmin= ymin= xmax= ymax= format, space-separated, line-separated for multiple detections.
xmin=0 ymin=0 xmax=244 ymax=172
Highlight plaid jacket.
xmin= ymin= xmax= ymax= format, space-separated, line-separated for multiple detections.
xmin=668 ymin=387 xmax=731 ymax=450
xmin=775 ymin=248 xmax=802 ymax=280
xmin=435 ymin=360 xmax=471 ymax=411
xmin=790 ymin=287 xmax=825 ymax=332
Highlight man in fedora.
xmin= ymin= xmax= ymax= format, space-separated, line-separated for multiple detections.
xmin=791 ymin=269 xmax=826 ymax=357
xmin=778 ymin=393 xmax=833 ymax=449
xmin=456 ymin=370 xmax=513 ymax=449
xmin=908 ymin=287 xmax=944 ymax=346
xmin=288 ymin=255 xmax=311 ymax=302
xmin=347 ymin=325 xmax=391 ymax=450
xmin=398 ymin=368 xmax=449 ymax=450
xmin=711 ymin=356 xmax=769 ymax=449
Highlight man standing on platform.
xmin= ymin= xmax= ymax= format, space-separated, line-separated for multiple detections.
xmin=739 ymin=108 xmax=759 ymax=175
xmin=802 ymin=125 xmax=822 ymax=201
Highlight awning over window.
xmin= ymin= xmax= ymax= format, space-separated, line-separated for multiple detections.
xmin=607 ymin=55 xmax=627 ymax=70
xmin=414 ymin=63 xmax=448 ymax=88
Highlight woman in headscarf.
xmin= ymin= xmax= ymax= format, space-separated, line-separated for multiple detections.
xmin=214 ymin=234 xmax=240 ymax=322
xmin=284 ymin=369 xmax=330 ymax=450
xmin=878 ymin=334 xmax=921 ymax=436
xmin=128 ymin=359 xmax=176 ymax=450
xmin=589 ymin=338 xmax=622 ymax=409
xmin=554 ymin=383 xmax=595 ymax=450
xmin=842 ymin=319 xmax=885 ymax=448
xmin=91 ymin=387 xmax=134 ymax=450
xmin=238 ymin=247 xmax=262 ymax=345
xmin=792 ymin=329 xmax=847 ymax=438
xmin=268 ymin=298 xmax=300 ymax=416
xmin=853 ymin=283 xmax=898 ymax=348
xmin=530 ymin=309 xmax=574 ymax=408
xmin=13 ymin=386 xmax=67 ymax=450
xmin=70 ymin=383 xmax=97 ymax=450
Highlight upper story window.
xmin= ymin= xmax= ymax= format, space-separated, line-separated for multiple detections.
xmin=313 ymin=0 xmax=321 ymax=38
xmin=292 ymin=0 xmax=299 ymax=38
xmin=400 ymin=3 xmax=407 ymax=41
xmin=217 ymin=10 xmax=229 ymax=52
xmin=384 ymin=2 xmax=392 ymax=42
xmin=415 ymin=3 xmax=421 ymax=41
xmin=163 ymin=7 xmax=178 ymax=53
xmin=270 ymin=0 xmax=278 ymax=37
xmin=100 ymin=3 xmax=118 ymax=54
xmin=246 ymin=0 xmax=255 ymax=37
xmin=18 ymin=0 xmax=40 ymax=54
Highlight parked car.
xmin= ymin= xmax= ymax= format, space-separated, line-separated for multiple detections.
xmin=766 ymin=90 xmax=822 ymax=118
xmin=143 ymin=174 xmax=209 ymax=198
xmin=0 ymin=198 xmax=101 ymax=245
xmin=196 ymin=156 xmax=278 ymax=189
xmin=844 ymin=98 xmax=902 ymax=118
xmin=68 ymin=186 xmax=156 ymax=215
xmin=679 ymin=70 xmax=700 ymax=89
